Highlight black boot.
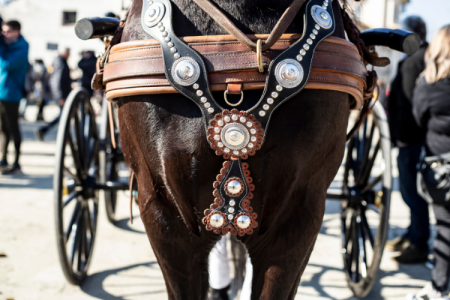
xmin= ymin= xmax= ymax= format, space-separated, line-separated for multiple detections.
xmin=209 ymin=284 xmax=230 ymax=300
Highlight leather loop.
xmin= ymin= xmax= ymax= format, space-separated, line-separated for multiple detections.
xmin=257 ymin=39 xmax=264 ymax=73
xmin=227 ymin=83 xmax=243 ymax=95
xmin=192 ymin=0 xmax=306 ymax=51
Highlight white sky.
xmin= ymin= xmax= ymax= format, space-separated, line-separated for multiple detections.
xmin=400 ymin=0 xmax=450 ymax=42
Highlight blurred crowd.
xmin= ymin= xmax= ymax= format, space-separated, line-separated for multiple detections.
xmin=0 ymin=11 xmax=449 ymax=300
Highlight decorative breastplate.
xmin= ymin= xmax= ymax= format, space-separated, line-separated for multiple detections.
xmin=141 ymin=0 xmax=335 ymax=236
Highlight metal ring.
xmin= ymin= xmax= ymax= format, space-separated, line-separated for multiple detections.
xmin=257 ymin=39 xmax=264 ymax=73
xmin=224 ymin=90 xmax=244 ymax=107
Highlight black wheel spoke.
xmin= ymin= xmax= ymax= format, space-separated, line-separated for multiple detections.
xmin=63 ymin=191 xmax=79 ymax=207
xmin=352 ymin=215 xmax=360 ymax=282
xmin=358 ymin=120 xmax=375 ymax=185
xmin=344 ymin=138 xmax=355 ymax=185
xmin=73 ymin=111 xmax=86 ymax=173
xmin=366 ymin=203 xmax=380 ymax=214
xmin=361 ymin=211 xmax=375 ymax=248
xmin=360 ymin=140 xmax=380 ymax=187
xmin=67 ymin=132 xmax=84 ymax=181
xmin=357 ymin=212 xmax=368 ymax=278
xmin=361 ymin=174 xmax=382 ymax=194
xmin=65 ymin=201 xmax=82 ymax=241
xmin=69 ymin=209 xmax=83 ymax=267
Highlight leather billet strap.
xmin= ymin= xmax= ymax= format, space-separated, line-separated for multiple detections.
xmin=104 ymin=35 xmax=366 ymax=108
xmin=192 ymin=0 xmax=307 ymax=51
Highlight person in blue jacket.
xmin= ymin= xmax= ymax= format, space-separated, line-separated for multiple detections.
xmin=0 ymin=20 xmax=29 ymax=175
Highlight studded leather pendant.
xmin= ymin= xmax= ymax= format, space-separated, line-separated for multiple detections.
xmin=203 ymin=159 xmax=258 ymax=236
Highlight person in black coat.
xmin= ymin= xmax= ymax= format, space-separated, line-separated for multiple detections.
xmin=386 ymin=16 xmax=430 ymax=264
xmin=36 ymin=48 xmax=72 ymax=141
xmin=78 ymin=51 xmax=96 ymax=97
xmin=408 ymin=24 xmax=450 ymax=300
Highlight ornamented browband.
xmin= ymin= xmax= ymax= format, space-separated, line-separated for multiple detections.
xmin=140 ymin=0 xmax=335 ymax=235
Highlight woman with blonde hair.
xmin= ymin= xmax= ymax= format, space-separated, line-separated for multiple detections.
xmin=409 ymin=24 xmax=450 ymax=300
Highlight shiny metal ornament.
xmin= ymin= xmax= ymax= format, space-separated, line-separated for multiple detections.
xmin=228 ymin=214 xmax=234 ymax=220
xmin=263 ymin=104 xmax=269 ymax=110
xmin=197 ymin=90 xmax=203 ymax=96
xmin=218 ymin=120 xmax=224 ymax=126
xmin=311 ymin=5 xmax=332 ymax=29
xmin=275 ymin=59 xmax=304 ymax=89
xmin=259 ymin=111 xmax=266 ymax=117
xmin=236 ymin=215 xmax=251 ymax=229
xmin=204 ymin=102 xmax=211 ymax=108
xmin=210 ymin=214 xmax=224 ymax=228
xmin=208 ymin=108 xmax=215 ymax=114
xmin=240 ymin=117 xmax=247 ymax=123
xmin=171 ymin=57 xmax=200 ymax=86
xmin=250 ymin=128 xmax=257 ymax=135
xmin=229 ymin=199 xmax=236 ymax=206
xmin=228 ymin=207 xmax=235 ymax=213
xmin=221 ymin=123 xmax=250 ymax=150
xmin=267 ymin=98 xmax=274 ymax=104
xmin=227 ymin=180 xmax=242 ymax=194
xmin=174 ymin=53 xmax=181 ymax=59
xmin=144 ymin=2 xmax=165 ymax=27
xmin=224 ymin=116 xmax=231 ymax=122
xmin=201 ymin=97 xmax=207 ymax=103
xmin=214 ymin=127 xmax=221 ymax=133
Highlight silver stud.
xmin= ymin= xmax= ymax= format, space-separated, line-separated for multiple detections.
xmin=217 ymin=142 xmax=224 ymax=148
xmin=232 ymin=114 xmax=238 ymax=121
xmin=267 ymin=98 xmax=274 ymax=104
xmin=271 ymin=92 xmax=279 ymax=98
xmin=170 ymin=47 xmax=177 ymax=53
xmin=233 ymin=150 xmax=239 ymax=156
xmin=320 ymin=11 xmax=328 ymax=20
xmin=259 ymin=111 xmax=266 ymax=117
xmin=174 ymin=53 xmax=180 ymax=59
xmin=227 ymin=180 xmax=242 ymax=194
xmin=164 ymin=37 xmax=171 ymax=42
xmin=315 ymin=24 xmax=320 ymax=30
xmin=307 ymin=38 xmax=313 ymax=45
xmin=196 ymin=90 xmax=203 ymax=96
xmin=248 ymin=143 xmax=254 ymax=148
xmin=300 ymin=49 xmax=306 ymax=56
xmin=310 ymin=33 xmax=316 ymax=40
xmin=228 ymin=214 xmax=234 ymax=220
xmin=224 ymin=148 xmax=230 ymax=153
xmin=208 ymin=108 xmax=214 ymax=114
xmin=303 ymin=44 xmax=310 ymax=50
xmin=218 ymin=120 xmax=224 ymax=127
xmin=313 ymin=29 xmax=319 ymax=35
xmin=296 ymin=55 xmax=303 ymax=62
xmin=214 ymin=135 xmax=220 ymax=141
xmin=241 ymin=148 xmax=248 ymax=154
xmin=263 ymin=104 xmax=270 ymax=110
xmin=228 ymin=207 xmax=235 ymax=213
xmin=214 ymin=127 xmax=220 ymax=133
xmin=193 ymin=83 xmax=199 ymax=89
xmin=250 ymin=128 xmax=257 ymax=134
xmin=276 ymin=85 xmax=283 ymax=91
xmin=210 ymin=214 xmax=224 ymax=228
xmin=246 ymin=121 xmax=253 ymax=128
xmin=204 ymin=102 xmax=211 ymax=108
xmin=229 ymin=199 xmax=236 ymax=206
xmin=240 ymin=116 xmax=246 ymax=123
xmin=162 ymin=31 xmax=168 ymax=37
xmin=167 ymin=42 xmax=174 ymax=47
xmin=224 ymin=116 xmax=231 ymax=122
xmin=236 ymin=215 xmax=251 ymax=229
xmin=159 ymin=26 xmax=165 ymax=32
xmin=157 ymin=22 xmax=163 ymax=27
xmin=251 ymin=136 xmax=257 ymax=142
xmin=201 ymin=96 xmax=207 ymax=103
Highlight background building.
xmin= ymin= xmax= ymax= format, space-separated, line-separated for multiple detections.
xmin=0 ymin=0 xmax=131 ymax=68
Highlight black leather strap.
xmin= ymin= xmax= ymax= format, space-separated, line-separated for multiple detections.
xmin=141 ymin=0 xmax=335 ymax=145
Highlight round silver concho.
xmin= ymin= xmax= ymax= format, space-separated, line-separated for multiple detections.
xmin=171 ymin=57 xmax=201 ymax=86
xmin=311 ymin=5 xmax=332 ymax=29
xmin=210 ymin=214 xmax=224 ymax=228
xmin=220 ymin=123 xmax=250 ymax=150
xmin=227 ymin=180 xmax=242 ymax=194
xmin=236 ymin=215 xmax=251 ymax=229
xmin=144 ymin=2 xmax=166 ymax=28
xmin=275 ymin=59 xmax=304 ymax=89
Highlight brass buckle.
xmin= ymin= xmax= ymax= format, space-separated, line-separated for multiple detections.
xmin=224 ymin=90 xmax=244 ymax=107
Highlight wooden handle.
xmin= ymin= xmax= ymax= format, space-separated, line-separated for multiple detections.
xmin=75 ymin=17 xmax=120 ymax=40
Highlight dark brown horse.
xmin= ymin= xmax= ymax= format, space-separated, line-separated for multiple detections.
xmin=118 ymin=0 xmax=351 ymax=299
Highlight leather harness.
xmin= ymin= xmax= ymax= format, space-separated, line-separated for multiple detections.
xmin=95 ymin=0 xmax=379 ymax=236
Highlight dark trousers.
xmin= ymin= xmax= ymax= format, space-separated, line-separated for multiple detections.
xmin=397 ymin=142 xmax=430 ymax=252
xmin=432 ymin=204 xmax=450 ymax=292
xmin=0 ymin=101 xmax=21 ymax=164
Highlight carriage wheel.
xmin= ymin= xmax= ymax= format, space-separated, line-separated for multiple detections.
xmin=339 ymin=101 xmax=392 ymax=298
xmin=99 ymin=99 xmax=120 ymax=224
xmin=54 ymin=88 xmax=99 ymax=285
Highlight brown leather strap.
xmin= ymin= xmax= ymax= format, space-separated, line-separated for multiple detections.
xmin=192 ymin=0 xmax=306 ymax=51
xmin=107 ymin=102 xmax=117 ymax=149
xmin=227 ymin=83 xmax=243 ymax=95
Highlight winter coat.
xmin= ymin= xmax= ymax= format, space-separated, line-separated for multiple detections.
xmin=0 ymin=35 xmax=29 ymax=102
xmin=49 ymin=55 xmax=72 ymax=100
xmin=413 ymin=77 xmax=450 ymax=155
xmin=78 ymin=56 xmax=96 ymax=91
xmin=387 ymin=43 xmax=428 ymax=145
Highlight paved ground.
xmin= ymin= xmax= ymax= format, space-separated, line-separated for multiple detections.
xmin=0 ymin=104 xmax=435 ymax=300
